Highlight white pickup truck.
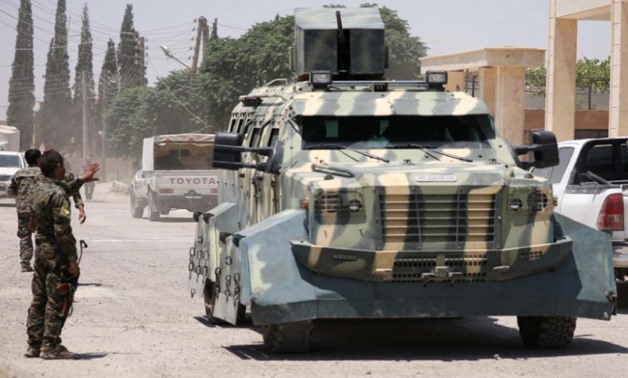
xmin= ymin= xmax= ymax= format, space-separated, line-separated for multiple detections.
xmin=130 ymin=133 xmax=219 ymax=221
xmin=532 ymin=137 xmax=628 ymax=281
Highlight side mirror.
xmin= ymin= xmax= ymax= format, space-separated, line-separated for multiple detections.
xmin=512 ymin=131 xmax=559 ymax=169
xmin=531 ymin=131 xmax=559 ymax=168
xmin=212 ymin=132 xmax=244 ymax=170
xmin=211 ymin=132 xmax=283 ymax=174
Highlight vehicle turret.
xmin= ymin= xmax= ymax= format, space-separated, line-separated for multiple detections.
xmin=294 ymin=7 xmax=386 ymax=80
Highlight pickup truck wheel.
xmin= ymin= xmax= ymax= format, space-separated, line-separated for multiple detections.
xmin=130 ymin=194 xmax=144 ymax=218
xmin=148 ymin=193 xmax=160 ymax=222
xmin=517 ymin=316 xmax=576 ymax=348
xmin=262 ymin=321 xmax=313 ymax=353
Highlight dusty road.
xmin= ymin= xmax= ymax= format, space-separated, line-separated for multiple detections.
xmin=1 ymin=184 xmax=627 ymax=378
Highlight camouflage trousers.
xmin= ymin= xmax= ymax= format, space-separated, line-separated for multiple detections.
xmin=16 ymin=212 xmax=33 ymax=267
xmin=26 ymin=248 xmax=75 ymax=350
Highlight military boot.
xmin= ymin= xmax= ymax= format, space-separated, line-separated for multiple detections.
xmin=40 ymin=345 xmax=78 ymax=360
xmin=21 ymin=264 xmax=34 ymax=273
xmin=24 ymin=346 xmax=40 ymax=358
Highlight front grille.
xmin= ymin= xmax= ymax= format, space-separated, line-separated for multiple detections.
xmin=379 ymin=191 xmax=497 ymax=245
xmin=0 ymin=174 xmax=11 ymax=181
xmin=392 ymin=254 xmax=489 ymax=282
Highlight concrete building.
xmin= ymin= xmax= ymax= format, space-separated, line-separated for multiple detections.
xmin=421 ymin=0 xmax=626 ymax=143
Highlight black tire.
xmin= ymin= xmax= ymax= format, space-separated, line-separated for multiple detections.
xmin=517 ymin=316 xmax=576 ymax=348
xmin=130 ymin=194 xmax=144 ymax=218
xmin=148 ymin=193 xmax=160 ymax=222
xmin=262 ymin=321 xmax=313 ymax=353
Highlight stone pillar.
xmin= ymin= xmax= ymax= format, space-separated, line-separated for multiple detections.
xmin=478 ymin=67 xmax=497 ymax=116
xmin=445 ymin=70 xmax=465 ymax=92
xmin=494 ymin=66 xmax=526 ymax=145
xmin=546 ymin=5 xmax=577 ymax=142
xmin=610 ymin=0 xmax=628 ymax=137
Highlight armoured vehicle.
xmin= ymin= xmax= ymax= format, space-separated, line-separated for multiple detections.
xmin=187 ymin=7 xmax=616 ymax=352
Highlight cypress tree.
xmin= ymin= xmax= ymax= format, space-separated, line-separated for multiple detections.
xmin=41 ymin=0 xmax=72 ymax=149
xmin=73 ymin=4 xmax=95 ymax=103
xmin=98 ymin=39 xmax=118 ymax=104
xmin=117 ymin=5 xmax=146 ymax=92
xmin=71 ymin=4 xmax=95 ymax=156
xmin=7 ymin=0 xmax=35 ymax=149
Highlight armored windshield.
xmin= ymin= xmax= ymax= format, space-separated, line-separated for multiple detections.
xmin=298 ymin=115 xmax=494 ymax=149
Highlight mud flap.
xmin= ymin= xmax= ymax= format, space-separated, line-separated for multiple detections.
xmin=554 ymin=213 xmax=617 ymax=306
xmin=212 ymin=235 xmax=243 ymax=325
xmin=187 ymin=202 xmax=240 ymax=298
xmin=187 ymin=215 xmax=210 ymax=297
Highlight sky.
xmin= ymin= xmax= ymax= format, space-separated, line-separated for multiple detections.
xmin=0 ymin=0 xmax=612 ymax=120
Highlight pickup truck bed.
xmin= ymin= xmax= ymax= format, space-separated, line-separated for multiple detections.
xmin=533 ymin=137 xmax=628 ymax=280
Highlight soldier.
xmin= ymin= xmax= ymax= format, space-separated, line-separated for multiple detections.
xmin=8 ymin=149 xmax=42 ymax=272
xmin=9 ymin=150 xmax=87 ymax=272
xmin=82 ymin=156 xmax=96 ymax=200
xmin=24 ymin=150 xmax=99 ymax=360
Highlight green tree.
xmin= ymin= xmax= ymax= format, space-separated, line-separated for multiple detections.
xmin=324 ymin=3 xmax=428 ymax=79
xmin=117 ymin=5 xmax=146 ymax=92
xmin=200 ymin=5 xmax=428 ymax=129
xmin=525 ymin=57 xmax=611 ymax=109
xmin=106 ymin=72 xmax=212 ymax=159
xmin=73 ymin=4 xmax=95 ymax=102
xmin=98 ymin=39 xmax=118 ymax=103
xmin=363 ymin=4 xmax=427 ymax=79
xmin=71 ymin=4 xmax=95 ymax=156
xmin=41 ymin=0 xmax=72 ymax=149
xmin=7 ymin=0 xmax=35 ymax=149
xmin=577 ymin=57 xmax=610 ymax=109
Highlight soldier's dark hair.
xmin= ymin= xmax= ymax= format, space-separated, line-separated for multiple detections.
xmin=24 ymin=149 xmax=41 ymax=167
xmin=38 ymin=149 xmax=64 ymax=178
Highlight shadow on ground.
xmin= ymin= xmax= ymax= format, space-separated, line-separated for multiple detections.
xmin=221 ymin=315 xmax=628 ymax=361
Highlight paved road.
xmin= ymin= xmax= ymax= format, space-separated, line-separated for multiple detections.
xmin=0 ymin=184 xmax=627 ymax=378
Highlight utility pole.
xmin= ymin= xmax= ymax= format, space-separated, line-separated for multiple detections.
xmin=82 ymin=70 xmax=88 ymax=159
xmin=191 ymin=17 xmax=207 ymax=75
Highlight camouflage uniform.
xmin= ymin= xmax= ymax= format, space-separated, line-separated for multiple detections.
xmin=8 ymin=167 xmax=42 ymax=270
xmin=26 ymin=177 xmax=78 ymax=352
xmin=8 ymin=169 xmax=83 ymax=270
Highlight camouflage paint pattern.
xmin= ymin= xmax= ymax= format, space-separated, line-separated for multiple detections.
xmin=187 ymin=9 xmax=615 ymax=326
xmin=9 ymin=167 xmax=83 ymax=267
xmin=26 ymin=177 xmax=78 ymax=349
xmin=9 ymin=166 xmax=41 ymax=213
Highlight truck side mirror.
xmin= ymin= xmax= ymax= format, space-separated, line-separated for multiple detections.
xmin=531 ymin=131 xmax=559 ymax=169
xmin=512 ymin=131 xmax=559 ymax=169
xmin=212 ymin=132 xmax=243 ymax=170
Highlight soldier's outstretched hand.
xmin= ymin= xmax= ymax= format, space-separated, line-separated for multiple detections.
xmin=80 ymin=163 xmax=101 ymax=183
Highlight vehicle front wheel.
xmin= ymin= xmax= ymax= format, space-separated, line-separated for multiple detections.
xmin=517 ymin=316 xmax=576 ymax=348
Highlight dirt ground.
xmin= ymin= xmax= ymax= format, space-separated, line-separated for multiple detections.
xmin=1 ymin=184 xmax=627 ymax=378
